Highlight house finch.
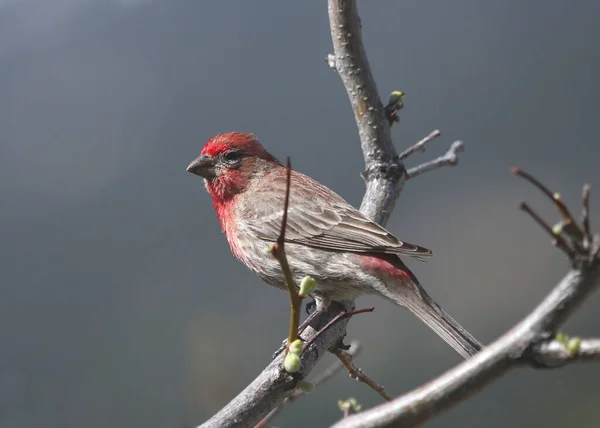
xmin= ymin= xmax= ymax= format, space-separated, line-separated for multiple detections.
xmin=187 ymin=132 xmax=482 ymax=358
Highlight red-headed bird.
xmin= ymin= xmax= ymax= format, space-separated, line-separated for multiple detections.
xmin=187 ymin=132 xmax=481 ymax=358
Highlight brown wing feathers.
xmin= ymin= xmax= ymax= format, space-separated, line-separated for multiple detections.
xmin=243 ymin=169 xmax=433 ymax=259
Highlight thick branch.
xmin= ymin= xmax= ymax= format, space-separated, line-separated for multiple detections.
xmin=331 ymin=265 xmax=600 ymax=428
xmin=328 ymin=0 xmax=403 ymax=225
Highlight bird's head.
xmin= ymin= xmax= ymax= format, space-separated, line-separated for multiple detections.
xmin=187 ymin=132 xmax=281 ymax=202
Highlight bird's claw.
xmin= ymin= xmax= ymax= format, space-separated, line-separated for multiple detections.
xmin=305 ymin=299 xmax=317 ymax=315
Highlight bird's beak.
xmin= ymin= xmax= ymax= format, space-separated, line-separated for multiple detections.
xmin=186 ymin=155 xmax=216 ymax=179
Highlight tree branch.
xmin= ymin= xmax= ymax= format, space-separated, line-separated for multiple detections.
xmin=406 ymin=140 xmax=464 ymax=179
xmin=328 ymin=0 xmax=402 ymax=225
xmin=398 ymin=129 xmax=441 ymax=161
xmin=333 ymin=348 xmax=392 ymax=401
xmin=331 ymin=177 xmax=600 ymax=428
xmin=529 ymin=338 xmax=600 ymax=366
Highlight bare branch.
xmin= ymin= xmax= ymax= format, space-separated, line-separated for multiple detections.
xmin=313 ymin=340 xmax=362 ymax=383
xmin=334 ymin=348 xmax=392 ymax=401
xmin=529 ymin=338 xmax=600 ymax=367
xmin=328 ymin=0 xmax=403 ymax=225
xmin=406 ymin=141 xmax=464 ymax=179
xmin=518 ymin=201 xmax=574 ymax=258
xmin=398 ymin=129 xmax=441 ymax=161
xmin=512 ymin=168 xmax=576 ymax=222
xmin=303 ymin=306 xmax=374 ymax=350
xmin=331 ymin=172 xmax=600 ymax=428
xmin=583 ymin=184 xmax=592 ymax=247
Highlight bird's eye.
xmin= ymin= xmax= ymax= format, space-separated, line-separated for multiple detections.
xmin=222 ymin=151 xmax=243 ymax=165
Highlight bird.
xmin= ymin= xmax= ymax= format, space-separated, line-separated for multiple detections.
xmin=187 ymin=132 xmax=482 ymax=358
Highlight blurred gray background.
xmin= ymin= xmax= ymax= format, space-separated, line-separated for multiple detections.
xmin=1 ymin=1 xmax=599 ymax=427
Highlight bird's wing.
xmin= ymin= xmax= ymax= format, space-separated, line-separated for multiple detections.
xmin=239 ymin=169 xmax=432 ymax=260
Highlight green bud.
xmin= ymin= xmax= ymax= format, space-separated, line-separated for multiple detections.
xmin=567 ymin=337 xmax=581 ymax=356
xmin=297 ymin=381 xmax=315 ymax=394
xmin=556 ymin=332 xmax=568 ymax=346
xmin=289 ymin=339 xmax=303 ymax=356
xmin=348 ymin=398 xmax=361 ymax=411
xmin=552 ymin=222 xmax=564 ymax=235
xmin=284 ymin=352 xmax=301 ymax=373
xmin=299 ymin=276 xmax=316 ymax=297
xmin=263 ymin=245 xmax=274 ymax=255
xmin=388 ymin=90 xmax=405 ymax=106
xmin=338 ymin=397 xmax=362 ymax=413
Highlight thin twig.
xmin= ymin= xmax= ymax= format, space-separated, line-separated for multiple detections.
xmin=334 ymin=349 xmax=392 ymax=401
xmin=511 ymin=168 xmax=575 ymax=222
xmin=271 ymin=307 xmax=337 ymax=360
xmin=519 ymin=202 xmax=574 ymax=258
xmin=302 ymin=307 xmax=374 ymax=351
xmin=255 ymin=341 xmax=362 ymax=428
xmin=314 ymin=341 xmax=362 ymax=383
xmin=270 ymin=158 xmax=303 ymax=351
xmin=406 ymin=140 xmax=464 ymax=179
xmin=583 ymin=184 xmax=592 ymax=246
xmin=398 ymin=129 xmax=441 ymax=160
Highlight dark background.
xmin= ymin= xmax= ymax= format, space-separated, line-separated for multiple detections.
xmin=1 ymin=1 xmax=599 ymax=427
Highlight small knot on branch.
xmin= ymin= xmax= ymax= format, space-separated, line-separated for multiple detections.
xmin=361 ymin=159 xmax=406 ymax=183
xmin=326 ymin=53 xmax=337 ymax=69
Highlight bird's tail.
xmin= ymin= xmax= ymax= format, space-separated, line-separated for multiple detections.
xmin=382 ymin=264 xmax=482 ymax=358
xmin=400 ymin=291 xmax=482 ymax=358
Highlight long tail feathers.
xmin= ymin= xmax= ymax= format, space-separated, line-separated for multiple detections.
xmin=403 ymin=296 xmax=482 ymax=358
xmin=384 ymin=282 xmax=482 ymax=358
